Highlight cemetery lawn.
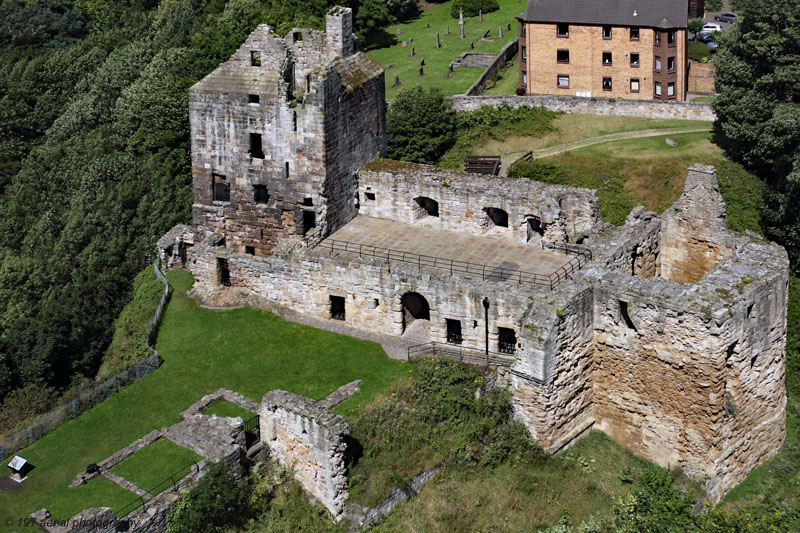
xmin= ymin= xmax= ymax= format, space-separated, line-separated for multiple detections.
xmin=0 ymin=269 xmax=406 ymax=530
xmin=367 ymin=0 xmax=521 ymax=102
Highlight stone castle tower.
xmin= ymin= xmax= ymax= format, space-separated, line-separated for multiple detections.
xmin=189 ymin=7 xmax=386 ymax=256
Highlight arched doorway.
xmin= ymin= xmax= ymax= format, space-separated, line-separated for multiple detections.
xmin=401 ymin=292 xmax=430 ymax=336
xmin=483 ymin=207 xmax=509 ymax=227
xmin=414 ymin=197 xmax=439 ymax=218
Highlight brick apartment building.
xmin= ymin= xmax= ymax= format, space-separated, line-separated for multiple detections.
xmin=518 ymin=0 xmax=689 ymax=101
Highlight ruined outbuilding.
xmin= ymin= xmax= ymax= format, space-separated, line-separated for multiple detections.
xmin=160 ymin=7 xmax=788 ymax=503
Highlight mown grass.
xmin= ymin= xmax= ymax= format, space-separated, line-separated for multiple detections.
xmin=205 ymin=401 xmax=255 ymax=420
xmin=483 ymin=54 xmax=519 ymax=95
xmin=0 ymin=269 xmax=406 ymax=530
xmin=511 ymin=131 xmax=764 ymax=231
xmin=110 ymin=438 xmax=201 ymax=496
xmin=367 ymin=0 xmax=522 ymax=101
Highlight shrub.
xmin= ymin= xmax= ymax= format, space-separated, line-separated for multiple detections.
xmin=387 ymin=86 xmax=455 ymax=164
xmin=613 ymin=468 xmax=695 ymax=532
xmin=167 ymin=462 xmax=249 ymax=533
xmin=0 ymin=384 xmax=57 ymax=434
xmin=509 ymin=159 xmax=566 ymax=182
xmin=450 ymin=0 xmax=499 ymax=18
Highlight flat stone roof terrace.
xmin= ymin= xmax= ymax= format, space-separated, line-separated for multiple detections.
xmin=319 ymin=216 xmax=584 ymax=287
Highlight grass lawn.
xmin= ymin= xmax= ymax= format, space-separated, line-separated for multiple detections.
xmin=367 ymin=0 xmax=522 ymax=101
xmin=483 ymin=54 xmax=519 ymax=95
xmin=692 ymin=96 xmax=714 ymax=103
xmin=204 ymin=401 xmax=256 ymax=420
xmin=109 ymin=438 xmax=201 ymax=495
xmin=0 ymin=269 xmax=406 ymax=530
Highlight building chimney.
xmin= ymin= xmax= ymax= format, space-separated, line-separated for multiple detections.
xmin=326 ymin=6 xmax=354 ymax=59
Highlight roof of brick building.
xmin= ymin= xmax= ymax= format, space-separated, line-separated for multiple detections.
xmin=520 ymin=0 xmax=687 ymax=29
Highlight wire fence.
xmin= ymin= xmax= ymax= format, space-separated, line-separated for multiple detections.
xmin=115 ymin=461 xmax=201 ymax=518
xmin=0 ymin=260 xmax=171 ymax=462
xmin=304 ymin=234 xmax=592 ymax=290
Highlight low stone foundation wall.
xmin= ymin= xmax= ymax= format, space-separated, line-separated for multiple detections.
xmin=450 ymin=94 xmax=715 ymax=121
xmin=260 ymin=390 xmax=350 ymax=519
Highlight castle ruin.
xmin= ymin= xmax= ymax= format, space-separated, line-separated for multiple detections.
xmin=160 ymin=7 xmax=788 ymax=503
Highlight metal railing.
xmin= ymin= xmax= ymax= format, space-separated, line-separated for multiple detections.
xmin=243 ymin=414 xmax=260 ymax=448
xmin=408 ymin=342 xmax=516 ymax=369
xmin=303 ymin=236 xmax=591 ymax=290
xmin=116 ymin=461 xmax=201 ymax=518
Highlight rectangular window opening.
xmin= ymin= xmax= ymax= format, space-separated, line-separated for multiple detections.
xmin=249 ymin=133 xmax=264 ymax=159
xmin=250 ymin=51 xmax=261 ymax=67
xmin=668 ymin=30 xmax=675 ymax=45
xmin=655 ymin=56 xmax=662 ymax=71
xmin=557 ymin=49 xmax=570 ymax=63
xmin=602 ymin=52 xmax=612 ymax=66
xmin=668 ymin=56 xmax=675 ymax=72
xmin=212 ymin=172 xmax=230 ymax=202
xmin=330 ymin=295 xmax=345 ymax=320
xmin=602 ymin=77 xmax=612 ymax=91
xmin=245 ymin=246 xmax=255 ymax=256
xmin=667 ymin=82 xmax=675 ymax=97
xmin=302 ymin=210 xmax=316 ymax=234
xmin=248 ymin=94 xmax=260 ymax=104
xmin=602 ymin=26 xmax=612 ymax=39
xmin=557 ymin=74 xmax=569 ymax=88
xmin=557 ymin=23 xmax=569 ymax=37
xmin=630 ymin=27 xmax=639 ymax=41
xmin=521 ymin=46 xmax=527 ymax=60
xmin=630 ymin=53 xmax=640 ymax=67
xmin=254 ymin=185 xmax=269 ymax=204
xmin=630 ymin=78 xmax=640 ymax=93
xmin=217 ymin=258 xmax=230 ymax=286
xmin=522 ymin=71 xmax=528 ymax=84
xmin=365 ymin=191 xmax=376 ymax=201
xmin=655 ymin=31 xmax=661 ymax=45
xmin=498 ymin=327 xmax=517 ymax=355
xmin=285 ymin=161 xmax=290 ymax=179
xmin=446 ymin=319 xmax=463 ymax=345
xmin=655 ymin=81 xmax=662 ymax=97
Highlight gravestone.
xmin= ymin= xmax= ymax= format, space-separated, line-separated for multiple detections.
xmin=499 ymin=27 xmax=503 ymax=38
xmin=460 ymin=26 xmax=465 ymax=39
xmin=436 ymin=32 xmax=440 ymax=48
xmin=391 ymin=75 xmax=401 ymax=88
xmin=418 ymin=66 xmax=424 ymax=76
xmin=479 ymin=10 xmax=483 ymax=22
xmin=411 ymin=47 xmax=415 ymax=56
xmin=420 ymin=58 xmax=425 ymax=66
xmin=471 ymin=41 xmax=474 ymax=49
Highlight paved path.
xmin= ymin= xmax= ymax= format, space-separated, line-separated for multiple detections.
xmin=499 ymin=126 xmax=712 ymax=176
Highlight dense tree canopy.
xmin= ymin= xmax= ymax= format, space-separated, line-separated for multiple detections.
xmin=713 ymin=0 xmax=800 ymax=267
xmin=386 ymin=86 xmax=456 ymax=164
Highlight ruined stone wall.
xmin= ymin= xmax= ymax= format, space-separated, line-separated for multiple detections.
xmin=260 ymin=390 xmax=349 ymax=519
xmin=450 ymin=94 xmax=715 ymax=121
xmin=188 ymin=239 xmax=543 ymax=355
xmin=358 ymin=161 xmax=602 ymax=244
xmin=660 ymin=165 xmax=731 ymax=283
xmin=511 ymin=285 xmax=596 ymax=452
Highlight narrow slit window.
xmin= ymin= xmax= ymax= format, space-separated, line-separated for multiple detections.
xmin=293 ymin=110 xmax=297 ymax=131
xmin=285 ymin=161 xmax=290 ymax=179
xmin=619 ymin=300 xmax=637 ymax=331
xmin=250 ymin=51 xmax=261 ymax=67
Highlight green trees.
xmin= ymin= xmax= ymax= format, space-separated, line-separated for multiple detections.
xmin=386 ymin=87 xmax=455 ymax=164
xmin=712 ymin=0 xmax=800 ymax=267
xmin=450 ymin=0 xmax=499 ymax=18
xmin=167 ymin=463 xmax=250 ymax=533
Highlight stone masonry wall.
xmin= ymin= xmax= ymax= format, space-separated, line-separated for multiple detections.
xmin=688 ymin=61 xmax=715 ymax=95
xmin=465 ymin=40 xmax=518 ymax=96
xmin=260 ymin=390 xmax=350 ymax=519
xmin=450 ymin=94 xmax=714 ymax=121
xmin=358 ymin=160 xmax=602 ymax=245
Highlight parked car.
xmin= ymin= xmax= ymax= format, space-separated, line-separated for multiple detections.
xmin=714 ymin=12 xmax=737 ymax=23
xmin=706 ymin=41 xmax=719 ymax=48
xmin=702 ymin=22 xmax=723 ymax=32
xmin=696 ymin=32 xmax=715 ymax=43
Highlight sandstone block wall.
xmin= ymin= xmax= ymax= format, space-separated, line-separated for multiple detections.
xmin=688 ymin=61 xmax=715 ymax=95
xmin=450 ymin=94 xmax=714 ymax=121
xmin=358 ymin=160 xmax=602 ymax=245
xmin=260 ymin=390 xmax=349 ymax=518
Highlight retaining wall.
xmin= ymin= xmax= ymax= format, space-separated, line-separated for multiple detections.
xmin=450 ymin=94 xmax=715 ymax=121
xmin=464 ymin=40 xmax=518 ymax=96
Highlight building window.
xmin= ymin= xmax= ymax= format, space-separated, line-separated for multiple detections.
xmin=522 ymin=70 xmax=527 ymax=84
xmin=245 ymin=246 xmax=255 ymax=255
xmin=602 ymin=52 xmax=612 ymax=65
xmin=302 ymin=210 xmax=315 ymax=234
xmin=668 ymin=82 xmax=675 ymax=97
xmin=498 ymin=327 xmax=517 ymax=355
xmin=602 ymin=77 xmax=612 ymax=91
xmin=249 ymin=133 xmax=264 ymax=159
xmin=630 ymin=78 xmax=640 ymax=92
xmin=630 ymin=27 xmax=639 ymax=40
xmin=254 ymin=185 xmax=269 ymax=204
xmin=330 ymin=295 xmax=345 ymax=320
xmin=217 ymin=258 xmax=230 ymax=286
xmin=364 ymin=191 xmax=376 ymax=201
xmin=655 ymin=56 xmax=662 ymax=71
xmin=484 ymin=207 xmax=509 ymax=227
xmin=619 ymin=300 xmax=637 ymax=331
xmin=248 ymin=94 xmax=260 ymax=104
xmin=655 ymin=81 xmax=662 ymax=97
xmin=250 ymin=51 xmax=261 ymax=67
xmin=602 ymin=26 xmax=612 ymax=39
xmin=667 ymin=56 xmax=675 ymax=71
xmin=557 ymin=74 xmax=569 ymax=88
xmin=521 ymin=46 xmax=526 ymax=60
xmin=655 ymin=31 xmax=661 ymax=45
xmin=284 ymin=161 xmax=289 ymax=179
xmin=668 ymin=30 xmax=676 ymax=45
xmin=630 ymin=53 xmax=640 ymax=67
xmin=557 ymin=23 xmax=569 ymax=37
xmin=446 ymin=319 xmax=463 ymax=345
xmin=521 ymin=24 xmax=526 ymax=37
xmin=212 ymin=173 xmax=230 ymax=202
xmin=557 ymin=49 xmax=570 ymax=63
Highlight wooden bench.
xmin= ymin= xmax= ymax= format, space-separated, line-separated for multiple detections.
xmin=464 ymin=155 xmax=502 ymax=176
